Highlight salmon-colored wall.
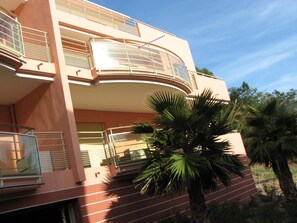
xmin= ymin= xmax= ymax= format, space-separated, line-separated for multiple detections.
xmin=0 ymin=156 xmax=256 ymax=223
xmin=56 ymin=10 xmax=196 ymax=72
xmin=74 ymin=109 xmax=155 ymax=129
xmin=14 ymin=0 xmax=85 ymax=183
xmin=0 ymin=105 xmax=12 ymax=124
xmin=15 ymin=83 xmax=58 ymax=131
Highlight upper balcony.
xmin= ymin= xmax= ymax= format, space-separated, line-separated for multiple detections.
xmin=0 ymin=9 xmax=54 ymax=106
xmin=0 ymin=11 xmax=24 ymax=60
xmin=91 ymin=39 xmax=190 ymax=88
xmin=56 ymin=0 xmax=139 ymax=36
xmin=0 ymin=8 xmax=52 ymax=63
xmin=64 ymin=37 xmax=194 ymax=112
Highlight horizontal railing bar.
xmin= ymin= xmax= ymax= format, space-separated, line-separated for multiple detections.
xmin=0 ymin=175 xmax=42 ymax=180
xmin=38 ymin=144 xmax=66 ymax=147
xmin=22 ymin=37 xmax=47 ymax=45
xmin=0 ymin=132 xmax=36 ymax=138
xmin=22 ymin=32 xmax=48 ymax=40
xmin=0 ymin=140 xmax=30 ymax=144
xmin=61 ymin=37 xmax=88 ymax=45
xmin=78 ymin=131 xmax=104 ymax=133
xmin=22 ymin=26 xmax=47 ymax=35
xmin=79 ymin=137 xmax=104 ymax=140
xmin=64 ymin=49 xmax=89 ymax=56
xmin=37 ymin=137 xmax=63 ymax=140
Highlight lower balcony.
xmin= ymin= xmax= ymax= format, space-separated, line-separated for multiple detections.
xmin=78 ymin=126 xmax=151 ymax=178
xmin=0 ymin=130 xmax=42 ymax=193
xmin=0 ymin=124 xmax=70 ymax=194
xmin=78 ymin=126 xmax=248 ymax=178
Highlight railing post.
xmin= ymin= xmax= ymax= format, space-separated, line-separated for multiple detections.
xmin=44 ymin=32 xmax=51 ymax=62
xmin=166 ymin=50 xmax=174 ymax=79
xmin=67 ymin=0 xmax=71 ymax=13
xmin=147 ymin=45 xmax=157 ymax=76
xmin=13 ymin=134 xmax=19 ymax=160
xmin=19 ymin=24 xmax=25 ymax=56
xmin=61 ymin=132 xmax=69 ymax=169
xmin=123 ymin=40 xmax=132 ymax=74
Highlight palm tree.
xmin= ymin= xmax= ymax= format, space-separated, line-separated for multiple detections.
xmin=245 ymin=98 xmax=297 ymax=202
xmin=132 ymin=90 xmax=245 ymax=223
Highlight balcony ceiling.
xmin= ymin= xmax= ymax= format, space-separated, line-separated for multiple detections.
xmin=70 ymin=81 xmax=187 ymax=113
xmin=0 ymin=63 xmax=51 ymax=105
xmin=0 ymin=0 xmax=27 ymax=12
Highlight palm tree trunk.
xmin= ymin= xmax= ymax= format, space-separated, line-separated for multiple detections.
xmin=187 ymin=181 xmax=211 ymax=223
xmin=272 ymin=159 xmax=297 ymax=202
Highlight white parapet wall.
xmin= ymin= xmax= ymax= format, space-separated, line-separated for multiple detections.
xmin=189 ymin=74 xmax=231 ymax=101
xmin=220 ymin=132 xmax=247 ymax=155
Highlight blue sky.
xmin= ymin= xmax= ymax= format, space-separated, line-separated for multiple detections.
xmin=94 ymin=0 xmax=297 ymax=92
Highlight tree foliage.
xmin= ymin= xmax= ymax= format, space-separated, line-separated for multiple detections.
xmin=195 ymin=66 xmax=214 ymax=76
xmin=244 ymin=98 xmax=297 ymax=202
xmin=226 ymin=82 xmax=297 ymax=202
xmin=133 ymin=90 xmax=244 ymax=222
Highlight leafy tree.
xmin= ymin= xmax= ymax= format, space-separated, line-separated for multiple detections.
xmin=228 ymin=83 xmax=297 ymax=132
xmin=225 ymin=82 xmax=263 ymax=132
xmin=245 ymin=98 xmax=297 ymax=202
xmin=132 ymin=90 xmax=244 ymax=223
xmin=195 ymin=66 xmax=214 ymax=76
xmin=264 ymin=89 xmax=297 ymax=112
xmin=229 ymin=81 xmax=262 ymax=104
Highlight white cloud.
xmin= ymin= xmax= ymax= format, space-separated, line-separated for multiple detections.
xmin=259 ymin=73 xmax=297 ymax=91
xmin=219 ymin=35 xmax=297 ymax=83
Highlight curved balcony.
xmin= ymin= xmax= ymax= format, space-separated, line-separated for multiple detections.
xmin=67 ymin=38 xmax=193 ymax=113
xmin=91 ymin=39 xmax=191 ymax=91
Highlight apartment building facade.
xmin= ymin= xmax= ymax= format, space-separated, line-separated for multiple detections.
xmin=0 ymin=0 xmax=257 ymax=222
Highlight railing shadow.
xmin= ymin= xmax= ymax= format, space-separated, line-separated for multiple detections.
xmin=102 ymin=174 xmax=189 ymax=223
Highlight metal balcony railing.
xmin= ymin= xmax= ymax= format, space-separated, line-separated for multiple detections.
xmin=105 ymin=126 xmax=152 ymax=174
xmin=91 ymin=39 xmax=190 ymax=85
xmin=0 ymin=131 xmax=42 ymax=186
xmin=0 ymin=11 xmax=24 ymax=56
xmin=34 ymin=132 xmax=70 ymax=173
xmin=0 ymin=124 xmax=69 ymax=179
xmin=22 ymin=26 xmax=52 ymax=62
xmin=55 ymin=0 xmax=139 ymax=36
xmin=62 ymin=37 xmax=91 ymax=69
xmin=77 ymin=130 xmax=107 ymax=168
xmin=77 ymin=125 xmax=151 ymax=176
xmin=0 ymin=10 xmax=52 ymax=62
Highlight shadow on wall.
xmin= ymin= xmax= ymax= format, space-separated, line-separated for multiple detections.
xmin=101 ymin=156 xmax=256 ymax=223
xmin=103 ymin=176 xmax=189 ymax=223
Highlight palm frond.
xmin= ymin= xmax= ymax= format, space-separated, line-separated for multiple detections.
xmin=132 ymin=121 xmax=154 ymax=134
xmin=134 ymin=90 xmax=245 ymax=197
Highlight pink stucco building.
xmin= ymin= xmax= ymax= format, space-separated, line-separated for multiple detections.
xmin=0 ymin=0 xmax=257 ymax=222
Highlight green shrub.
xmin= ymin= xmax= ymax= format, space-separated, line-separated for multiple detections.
xmin=208 ymin=202 xmax=247 ymax=223
xmin=157 ymin=212 xmax=190 ymax=223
